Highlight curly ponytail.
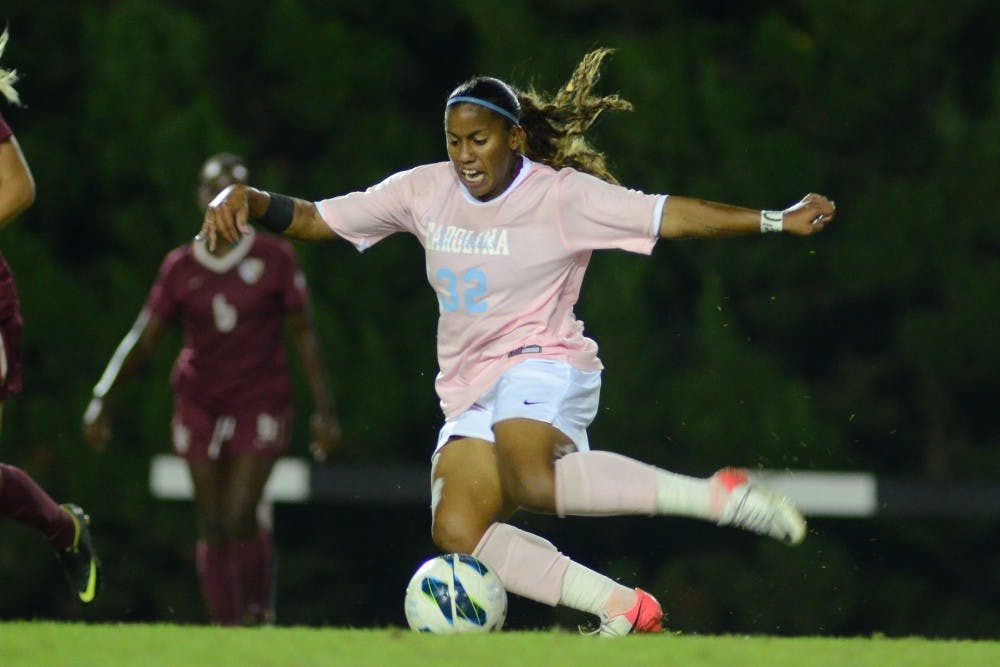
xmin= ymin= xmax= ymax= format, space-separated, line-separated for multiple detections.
xmin=445 ymin=48 xmax=631 ymax=184
xmin=0 ymin=27 xmax=22 ymax=106
xmin=518 ymin=48 xmax=631 ymax=184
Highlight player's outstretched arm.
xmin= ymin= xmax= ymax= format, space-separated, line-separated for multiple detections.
xmin=659 ymin=193 xmax=835 ymax=240
xmin=0 ymin=134 xmax=35 ymax=230
xmin=200 ymin=184 xmax=340 ymax=250
xmin=287 ymin=306 xmax=343 ymax=463
xmin=82 ymin=309 xmax=165 ymax=451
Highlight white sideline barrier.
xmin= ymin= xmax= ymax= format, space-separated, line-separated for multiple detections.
xmin=149 ymin=455 xmax=310 ymax=502
xmin=149 ymin=455 xmax=877 ymax=517
xmin=749 ymin=470 xmax=877 ymax=517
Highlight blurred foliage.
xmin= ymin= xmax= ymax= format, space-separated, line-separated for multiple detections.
xmin=0 ymin=0 xmax=997 ymax=637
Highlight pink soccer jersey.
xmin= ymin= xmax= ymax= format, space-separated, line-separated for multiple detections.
xmin=145 ymin=231 xmax=308 ymax=411
xmin=316 ymin=158 xmax=665 ymax=418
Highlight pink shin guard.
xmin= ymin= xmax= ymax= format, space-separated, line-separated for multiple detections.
xmin=554 ymin=451 xmax=659 ymax=518
xmin=473 ymin=523 xmax=570 ymax=607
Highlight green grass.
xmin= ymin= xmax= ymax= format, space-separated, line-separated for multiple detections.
xmin=2 ymin=623 xmax=998 ymax=667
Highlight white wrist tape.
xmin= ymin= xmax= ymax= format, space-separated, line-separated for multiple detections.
xmin=760 ymin=210 xmax=784 ymax=234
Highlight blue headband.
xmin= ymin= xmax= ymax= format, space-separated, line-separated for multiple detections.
xmin=446 ymin=95 xmax=521 ymax=127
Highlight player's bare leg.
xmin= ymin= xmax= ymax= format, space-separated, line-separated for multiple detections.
xmin=224 ymin=452 xmax=276 ymax=625
xmin=432 ymin=428 xmax=663 ymax=635
xmin=190 ymin=459 xmax=241 ymax=625
xmin=0 ymin=463 xmax=101 ymax=603
xmin=491 ymin=419 xmax=664 ymax=635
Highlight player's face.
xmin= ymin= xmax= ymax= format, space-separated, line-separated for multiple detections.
xmin=197 ymin=160 xmax=248 ymax=209
xmin=445 ymin=104 xmax=523 ymax=202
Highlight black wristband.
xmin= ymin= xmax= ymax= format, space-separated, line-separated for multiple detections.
xmin=256 ymin=192 xmax=295 ymax=234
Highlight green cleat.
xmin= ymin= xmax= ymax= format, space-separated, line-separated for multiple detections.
xmin=56 ymin=504 xmax=101 ymax=604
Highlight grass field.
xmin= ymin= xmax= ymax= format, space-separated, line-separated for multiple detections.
xmin=2 ymin=623 xmax=998 ymax=667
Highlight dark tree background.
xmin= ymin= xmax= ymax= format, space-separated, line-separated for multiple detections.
xmin=0 ymin=0 xmax=997 ymax=638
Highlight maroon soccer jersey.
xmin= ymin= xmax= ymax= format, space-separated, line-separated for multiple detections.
xmin=0 ymin=112 xmax=24 ymax=400
xmin=145 ymin=231 xmax=308 ymax=412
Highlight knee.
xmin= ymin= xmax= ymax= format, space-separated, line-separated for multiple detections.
xmin=220 ymin=505 xmax=259 ymax=541
xmin=198 ymin=514 xmax=230 ymax=543
xmin=431 ymin=509 xmax=486 ymax=555
xmin=492 ymin=423 xmax=558 ymax=513
xmin=198 ymin=508 xmax=256 ymax=543
xmin=497 ymin=462 xmax=555 ymax=513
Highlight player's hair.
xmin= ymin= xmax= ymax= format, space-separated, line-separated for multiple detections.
xmin=519 ymin=48 xmax=631 ymax=184
xmin=0 ymin=27 xmax=23 ymax=106
xmin=199 ymin=152 xmax=249 ymax=186
xmin=447 ymin=76 xmax=522 ymax=127
xmin=446 ymin=48 xmax=631 ymax=184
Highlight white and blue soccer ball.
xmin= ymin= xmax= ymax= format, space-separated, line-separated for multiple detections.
xmin=404 ymin=553 xmax=507 ymax=633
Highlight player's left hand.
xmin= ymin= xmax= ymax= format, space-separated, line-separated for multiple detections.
xmin=782 ymin=193 xmax=836 ymax=236
xmin=199 ymin=183 xmax=252 ymax=251
xmin=309 ymin=412 xmax=343 ymax=463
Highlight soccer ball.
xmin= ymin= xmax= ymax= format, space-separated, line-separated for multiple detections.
xmin=404 ymin=553 xmax=507 ymax=633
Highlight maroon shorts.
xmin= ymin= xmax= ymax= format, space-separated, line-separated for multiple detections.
xmin=171 ymin=395 xmax=292 ymax=463
xmin=0 ymin=303 xmax=23 ymax=401
xmin=0 ymin=256 xmax=23 ymax=401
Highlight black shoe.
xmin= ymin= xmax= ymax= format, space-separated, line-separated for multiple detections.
xmin=56 ymin=504 xmax=101 ymax=604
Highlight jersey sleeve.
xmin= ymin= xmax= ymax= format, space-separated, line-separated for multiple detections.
xmin=556 ymin=169 xmax=664 ymax=256
xmin=0 ymin=113 xmax=12 ymax=142
xmin=314 ymin=167 xmax=420 ymax=252
xmin=144 ymin=248 xmax=184 ymax=322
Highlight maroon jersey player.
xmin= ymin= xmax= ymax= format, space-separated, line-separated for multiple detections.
xmin=0 ymin=27 xmax=101 ymax=606
xmin=83 ymin=153 xmax=342 ymax=625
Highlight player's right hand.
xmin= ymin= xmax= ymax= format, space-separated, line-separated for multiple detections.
xmin=82 ymin=397 xmax=111 ymax=452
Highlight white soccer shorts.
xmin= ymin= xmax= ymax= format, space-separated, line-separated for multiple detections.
xmin=433 ymin=358 xmax=601 ymax=455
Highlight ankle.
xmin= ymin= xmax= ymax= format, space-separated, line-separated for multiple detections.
xmin=708 ymin=467 xmax=749 ymax=518
xmin=712 ymin=467 xmax=748 ymax=492
xmin=602 ymin=587 xmax=638 ymax=620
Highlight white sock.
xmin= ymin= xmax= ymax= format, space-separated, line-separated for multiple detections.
xmin=655 ymin=470 xmax=717 ymax=520
xmin=559 ymin=560 xmax=636 ymax=620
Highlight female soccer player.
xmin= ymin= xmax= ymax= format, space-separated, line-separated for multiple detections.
xmin=0 ymin=27 xmax=101 ymax=605
xmin=200 ymin=49 xmax=835 ymax=636
xmin=83 ymin=153 xmax=342 ymax=625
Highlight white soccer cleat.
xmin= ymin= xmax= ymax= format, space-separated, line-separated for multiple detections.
xmin=713 ymin=468 xmax=807 ymax=545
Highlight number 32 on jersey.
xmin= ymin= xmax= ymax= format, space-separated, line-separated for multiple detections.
xmin=436 ymin=268 xmax=488 ymax=314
